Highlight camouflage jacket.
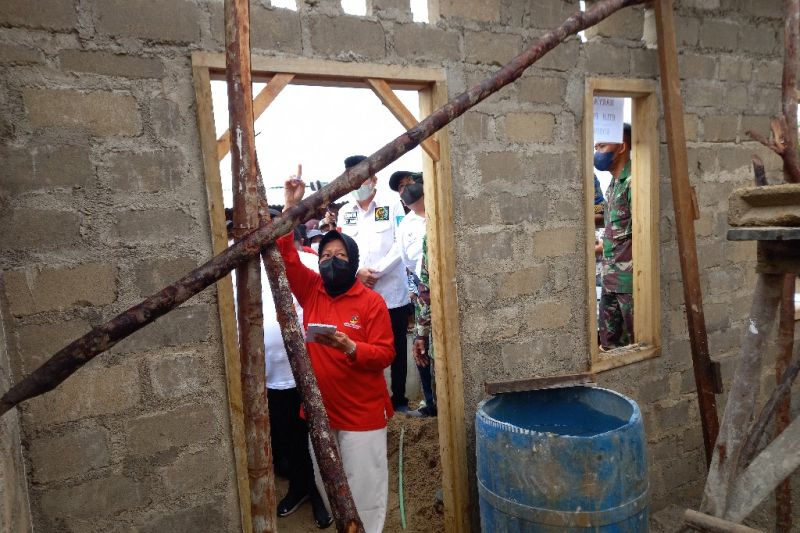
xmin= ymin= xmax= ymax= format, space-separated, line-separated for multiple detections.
xmin=414 ymin=235 xmax=431 ymax=339
xmin=601 ymin=160 xmax=633 ymax=294
xmin=594 ymin=174 xmax=606 ymax=215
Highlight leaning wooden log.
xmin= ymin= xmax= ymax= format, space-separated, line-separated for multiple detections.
xmin=773 ymin=274 xmax=794 ymax=532
xmin=254 ymin=172 xmax=363 ymax=532
xmin=684 ymin=509 xmax=762 ymax=533
xmin=701 ymin=274 xmax=783 ymax=516
xmin=0 ymin=0 xmax=645 ymax=417
xmin=224 ymin=0 xmax=276 ymax=530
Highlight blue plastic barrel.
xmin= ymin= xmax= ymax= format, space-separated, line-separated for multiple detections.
xmin=476 ymin=386 xmax=648 ymax=532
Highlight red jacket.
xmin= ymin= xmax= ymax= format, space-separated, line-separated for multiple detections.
xmin=277 ymin=233 xmax=395 ymax=431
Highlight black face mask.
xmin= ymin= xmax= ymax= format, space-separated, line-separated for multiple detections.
xmin=400 ymin=183 xmax=424 ymax=206
xmin=319 ymin=257 xmax=356 ymax=297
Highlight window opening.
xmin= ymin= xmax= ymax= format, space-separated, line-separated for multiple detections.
xmin=410 ymin=0 xmax=429 ymax=22
xmin=341 ymin=0 xmax=367 ymax=16
xmin=270 ymin=0 xmax=298 ymax=10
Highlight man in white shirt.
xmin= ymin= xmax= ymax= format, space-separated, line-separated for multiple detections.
xmin=391 ymin=170 xmax=436 ymax=418
xmin=339 ymin=155 xmax=413 ymax=412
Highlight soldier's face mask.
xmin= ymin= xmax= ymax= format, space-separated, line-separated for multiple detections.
xmin=593 ymin=150 xmax=615 ymax=171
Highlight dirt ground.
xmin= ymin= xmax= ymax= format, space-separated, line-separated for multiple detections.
xmin=275 ymin=415 xmax=443 ymax=532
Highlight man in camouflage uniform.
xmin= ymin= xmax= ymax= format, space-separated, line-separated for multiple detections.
xmin=412 ymin=235 xmax=436 ymax=416
xmin=596 ymin=124 xmax=633 ymax=349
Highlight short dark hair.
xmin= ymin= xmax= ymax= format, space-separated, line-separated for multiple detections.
xmin=623 ymin=123 xmax=632 ymax=147
xmin=344 ymin=155 xmax=367 ymax=169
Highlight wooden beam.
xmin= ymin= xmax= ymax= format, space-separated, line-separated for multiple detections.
xmin=684 ymin=509 xmax=763 ymax=533
xmin=654 ymin=0 xmax=720 ymax=466
xmin=366 ymin=78 xmax=440 ymax=161
xmin=485 ymin=373 xmax=595 ymax=396
xmin=217 ymin=73 xmax=294 ymax=161
xmin=192 ymin=65 xmax=252 ymax=533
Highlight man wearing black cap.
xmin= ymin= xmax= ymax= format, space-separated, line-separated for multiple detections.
xmin=339 ymin=155 xmax=413 ymax=412
xmin=391 ymin=170 xmax=436 ymax=418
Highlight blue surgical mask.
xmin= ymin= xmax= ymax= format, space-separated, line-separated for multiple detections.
xmin=593 ymin=151 xmax=615 ymax=172
xmin=352 ymin=182 xmax=375 ymax=202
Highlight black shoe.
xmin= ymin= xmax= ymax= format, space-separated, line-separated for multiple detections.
xmin=310 ymin=492 xmax=333 ymax=529
xmin=277 ymin=491 xmax=309 ymax=517
xmin=406 ymin=405 xmax=437 ymax=418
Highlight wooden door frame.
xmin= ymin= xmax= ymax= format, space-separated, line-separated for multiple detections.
xmin=191 ymin=52 xmax=469 ymax=533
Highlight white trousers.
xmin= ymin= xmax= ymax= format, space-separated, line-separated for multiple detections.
xmin=309 ymin=427 xmax=388 ymax=533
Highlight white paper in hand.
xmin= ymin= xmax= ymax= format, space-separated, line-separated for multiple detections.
xmin=306 ymin=323 xmax=337 ymax=343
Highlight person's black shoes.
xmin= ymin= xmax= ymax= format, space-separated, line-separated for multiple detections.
xmin=277 ymin=491 xmax=309 ymax=517
xmin=406 ymin=405 xmax=437 ymax=418
xmin=310 ymin=492 xmax=333 ymax=529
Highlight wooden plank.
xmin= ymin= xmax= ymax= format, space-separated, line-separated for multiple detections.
xmin=684 ymin=509 xmax=763 ymax=533
xmin=654 ymin=0 xmax=720 ymax=466
xmin=217 ymin=73 xmax=294 ymax=161
xmin=592 ymin=345 xmax=660 ymax=373
xmin=727 ymin=227 xmax=800 ymax=241
xmin=485 ymin=373 xmax=596 ymax=396
xmin=192 ymin=65 xmax=251 ymax=533
xmin=420 ymin=84 xmax=470 ymax=533
xmin=583 ymin=79 xmax=599 ymax=368
xmin=366 ymin=78 xmax=440 ymax=161
xmin=191 ymin=51 xmax=445 ymax=87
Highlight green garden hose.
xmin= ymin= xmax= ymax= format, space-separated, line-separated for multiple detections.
xmin=399 ymin=425 xmax=407 ymax=529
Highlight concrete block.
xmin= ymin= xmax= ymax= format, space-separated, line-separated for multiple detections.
xmin=497 ymin=266 xmax=546 ymax=299
xmin=739 ymin=23 xmax=778 ymax=55
xmin=0 ymin=0 xmax=77 ymax=30
xmin=39 ymin=475 xmax=149 ymax=519
xmin=393 ymin=24 xmax=460 ymax=61
xmin=367 ymin=0 xmax=412 ymax=21
xmin=59 ymin=50 xmax=164 ymax=79
xmin=0 ymin=209 xmax=81 ymax=251
xmin=741 ymin=115 xmax=770 ymax=137
xmin=500 ymin=338 xmax=549 ymax=373
xmin=530 ymin=152 xmax=575 ymax=184
xmin=716 ymin=146 xmax=753 ymax=173
xmin=308 ymin=15 xmax=385 ymax=59
xmin=464 ymin=31 xmax=521 ymax=66
xmin=753 ymin=59 xmax=782 ymax=84
xmin=583 ymin=41 xmax=630 ymax=76
xmin=149 ymin=353 xmax=208 ymax=399
xmin=497 ymin=193 xmax=547 ymax=225
xmin=94 ymin=0 xmax=201 ymax=43
xmin=698 ymin=19 xmax=738 ymax=51
xmin=678 ymin=52 xmax=716 ymax=80
xmin=477 ymin=151 xmax=524 ymax=183
xmin=125 ymin=404 xmax=218 ymax=456
xmin=749 ymin=86 xmax=781 ymax=115
xmin=525 ymin=300 xmax=571 ymax=329
xmin=462 ymin=305 xmax=521 ymax=343
xmin=585 ymin=4 xmax=643 ymax=40
xmin=533 ymin=227 xmax=578 ymax=257
xmin=437 ymin=0 xmax=499 ymax=22
xmin=683 ymin=81 xmax=722 ymax=108
xmin=675 ymin=15 xmax=700 ymax=47
xmin=630 ymin=48 xmax=658 ymax=78
xmin=718 ymin=55 xmax=751 ymax=82
xmin=462 ymin=231 xmax=513 ymax=265
xmin=14 ymin=319 xmax=91 ymax=373
xmin=702 ymin=115 xmax=738 ymax=142
xmin=160 ymin=448 xmax=226 ymax=494
xmin=528 ymin=0 xmax=580 ymax=29
xmin=503 ymin=112 xmax=555 ymax=143
xmin=683 ymin=114 xmax=698 ymax=142
xmin=1 ymin=144 xmax=92 ymax=194
xmin=139 ymin=503 xmax=225 ymax=533
xmin=655 ymin=399 xmax=690 ymax=432
xmin=28 ymin=427 xmax=110 ymax=483
xmin=24 ymin=361 xmax=139 ymax=425
xmin=250 ymin=5 xmax=303 ymax=53
xmin=150 ymin=98 xmax=183 ymax=139
xmin=112 ymin=208 xmax=194 ymax=242
xmin=535 ymin=39 xmax=578 ymax=72
xmin=3 ymin=263 xmax=115 ymax=316
xmin=134 ymin=256 xmax=198 ymax=295
xmin=113 ymin=306 xmax=210 ymax=354
xmin=635 ymin=375 xmax=669 ymax=404
xmin=108 ymin=149 xmax=183 ymax=193
xmin=728 ymin=184 xmax=800 ymax=227
xmin=517 ymin=76 xmax=566 ymax=105
xmin=0 ymin=43 xmax=44 ymax=65
xmin=23 ymin=89 xmax=141 ymax=136
xmin=740 ymin=0 xmax=783 ymax=17
xmin=460 ymin=111 xmax=492 ymax=142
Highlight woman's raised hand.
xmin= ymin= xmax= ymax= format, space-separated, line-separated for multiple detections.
xmin=283 ymin=175 xmax=305 ymax=211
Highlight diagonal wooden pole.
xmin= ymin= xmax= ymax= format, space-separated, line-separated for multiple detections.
xmin=654 ymin=0 xmax=720 ymax=466
xmin=0 ymin=0 xmax=645 ymax=418
xmin=224 ymin=0 xmax=276 ymax=530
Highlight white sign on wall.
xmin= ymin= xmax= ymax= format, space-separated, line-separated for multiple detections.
xmin=593 ymin=96 xmax=624 ymax=144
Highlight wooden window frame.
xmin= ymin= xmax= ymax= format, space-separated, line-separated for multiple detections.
xmin=584 ymin=77 xmax=661 ymax=372
xmin=190 ymin=52 xmax=469 ymax=533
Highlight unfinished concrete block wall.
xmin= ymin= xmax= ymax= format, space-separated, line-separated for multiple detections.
xmin=0 ymin=0 xmax=787 ymax=529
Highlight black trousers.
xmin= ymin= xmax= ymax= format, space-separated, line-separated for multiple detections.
xmin=388 ymin=303 xmax=413 ymax=408
xmin=268 ymin=387 xmax=313 ymax=495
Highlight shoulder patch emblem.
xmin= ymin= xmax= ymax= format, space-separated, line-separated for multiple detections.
xmin=374 ymin=206 xmax=389 ymax=221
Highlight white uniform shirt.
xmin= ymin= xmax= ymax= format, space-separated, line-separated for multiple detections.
xmin=264 ymin=250 xmax=318 ymax=389
xmin=339 ymin=192 xmax=411 ymax=310
xmin=397 ymin=211 xmax=426 ymax=277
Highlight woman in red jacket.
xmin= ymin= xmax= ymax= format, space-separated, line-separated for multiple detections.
xmin=280 ymin=177 xmax=395 ymax=533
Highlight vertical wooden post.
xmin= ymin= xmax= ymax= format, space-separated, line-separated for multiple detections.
xmin=224 ymin=0 xmax=276 ymax=531
xmin=653 ymin=0 xmax=720 ymax=466
xmin=775 ymin=274 xmax=795 ymax=531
